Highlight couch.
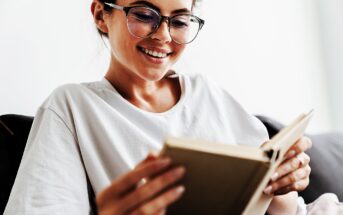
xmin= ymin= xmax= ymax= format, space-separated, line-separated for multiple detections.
xmin=1 ymin=114 xmax=343 ymax=214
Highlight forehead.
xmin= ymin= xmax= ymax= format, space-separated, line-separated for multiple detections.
xmin=117 ymin=0 xmax=194 ymax=14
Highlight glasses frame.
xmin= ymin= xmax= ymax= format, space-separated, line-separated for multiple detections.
xmin=103 ymin=2 xmax=205 ymax=44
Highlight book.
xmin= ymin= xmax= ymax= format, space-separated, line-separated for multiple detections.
xmin=160 ymin=110 xmax=314 ymax=215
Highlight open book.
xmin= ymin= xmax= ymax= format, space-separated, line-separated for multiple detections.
xmin=160 ymin=110 xmax=314 ymax=215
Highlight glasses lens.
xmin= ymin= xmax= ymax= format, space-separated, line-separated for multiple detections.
xmin=127 ymin=7 xmax=160 ymax=38
xmin=170 ymin=15 xmax=201 ymax=44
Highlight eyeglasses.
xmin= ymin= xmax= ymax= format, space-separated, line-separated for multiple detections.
xmin=103 ymin=2 xmax=205 ymax=44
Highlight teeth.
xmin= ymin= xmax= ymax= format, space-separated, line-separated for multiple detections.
xmin=141 ymin=47 xmax=168 ymax=58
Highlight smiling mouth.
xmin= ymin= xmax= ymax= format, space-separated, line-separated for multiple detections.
xmin=137 ymin=46 xmax=173 ymax=59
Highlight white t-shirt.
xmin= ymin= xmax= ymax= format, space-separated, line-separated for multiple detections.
xmin=5 ymin=73 xmax=269 ymax=214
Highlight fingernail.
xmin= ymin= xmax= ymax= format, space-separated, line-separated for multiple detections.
xmin=148 ymin=151 xmax=159 ymax=158
xmin=263 ymin=186 xmax=272 ymax=195
xmin=293 ymin=157 xmax=300 ymax=167
xmin=296 ymin=154 xmax=305 ymax=166
xmin=175 ymin=186 xmax=185 ymax=194
xmin=160 ymin=158 xmax=171 ymax=165
xmin=271 ymin=173 xmax=279 ymax=182
xmin=175 ymin=167 xmax=186 ymax=176
xmin=137 ymin=178 xmax=147 ymax=187
xmin=150 ymin=151 xmax=159 ymax=155
xmin=287 ymin=150 xmax=296 ymax=158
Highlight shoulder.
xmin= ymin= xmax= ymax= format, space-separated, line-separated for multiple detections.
xmin=42 ymin=81 xmax=103 ymax=106
xmin=184 ymin=73 xmax=269 ymax=145
xmin=186 ymin=73 xmax=210 ymax=89
xmin=38 ymin=81 xmax=106 ymax=118
xmin=185 ymin=73 xmax=230 ymax=96
xmin=185 ymin=73 xmax=239 ymax=107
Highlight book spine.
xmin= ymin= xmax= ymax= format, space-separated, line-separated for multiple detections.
xmin=236 ymin=161 xmax=271 ymax=215
xmin=242 ymin=150 xmax=279 ymax=215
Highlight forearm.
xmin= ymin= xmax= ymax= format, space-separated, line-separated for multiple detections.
xmin=267 ymin=191 xmax=298 ymax=215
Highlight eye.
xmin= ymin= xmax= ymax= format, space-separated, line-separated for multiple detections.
xmin=134 ymin=12 xmax=154 ymax=21
xmin=171 ymin=16 xmax=192 ymax=28
xmin=129 ymin=8 xmax=158 ymax=23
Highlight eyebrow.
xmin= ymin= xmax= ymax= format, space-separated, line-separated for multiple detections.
xmin=129 ymin=1 xmax=191 ymax=14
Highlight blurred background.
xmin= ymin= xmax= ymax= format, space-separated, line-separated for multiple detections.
xmin=0 ymin=0 xmax=342 ymax=133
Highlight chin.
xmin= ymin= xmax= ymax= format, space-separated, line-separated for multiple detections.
xmin=139 ymin=68 xmax=170 ymax=81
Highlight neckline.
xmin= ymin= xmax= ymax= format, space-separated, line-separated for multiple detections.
xmin=101 ymin=73 xmax=189 ymax=117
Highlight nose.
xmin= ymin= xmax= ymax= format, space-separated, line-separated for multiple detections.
xmin=150 ymin=20 xmax=172 ymax=43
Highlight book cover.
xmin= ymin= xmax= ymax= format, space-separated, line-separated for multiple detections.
xmin=160 ymin=110 xmax=313 ymax=215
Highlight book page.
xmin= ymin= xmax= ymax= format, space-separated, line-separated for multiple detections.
xmin=261 ymin=109 xmax=314 ymax=163
xmin=243 ymin=110 xmax=314 ymax=215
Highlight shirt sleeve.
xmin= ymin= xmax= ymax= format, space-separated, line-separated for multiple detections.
xmin=296 ymin=196 xmax=307 ymax=215
xmin=4 ymin=107 xmax=91 ymax=215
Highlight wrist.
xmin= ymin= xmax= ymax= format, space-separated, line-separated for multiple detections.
xmin=267 ymin=192 xmax=298 ymax=215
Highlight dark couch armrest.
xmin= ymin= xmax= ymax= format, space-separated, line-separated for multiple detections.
xmin=0 ymin=114 xmax=34 ymax=214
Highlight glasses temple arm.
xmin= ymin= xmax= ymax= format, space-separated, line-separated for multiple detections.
xmin=104 ymin=2 xmax=125 ymax=11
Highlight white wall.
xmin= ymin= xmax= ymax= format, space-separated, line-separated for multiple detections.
xmin=0 ymin=0 xmax=339 ymax=133
xmin=316 ymin=0 xmax=343 ymax=132
xmin=176 ymin=0 xmax=332 ymax=132
xmin=0 ymin=0 xmax=108 ymax=115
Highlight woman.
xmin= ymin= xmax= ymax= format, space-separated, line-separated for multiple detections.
xmin=5 ymin=0 xmax=312 ymax=214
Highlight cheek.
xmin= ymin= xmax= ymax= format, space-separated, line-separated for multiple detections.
xmin=172 ymin=44 xmax=186 ymax=60
xmin=108 ymin=20 xmax=139 ymax=55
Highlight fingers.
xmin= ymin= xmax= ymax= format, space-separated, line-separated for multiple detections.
xmin=263 ymin=137 xmax=312 ymax=196
xmin=120 ymin=166 xmax=186 ymax=213
xmin=264 ymin=165 xmax=311 ymax=195
xmin=101 ymin=158 xmax=172 ymax=201
xmin=271 ymin=152 xmax=310 ymax=181
xmin=130 ymin=186 xmax=185 ymax=215
xmin=285 ymin=136 xmax=312 ymax=159
xmin=274 ymin=177 xmax=310 ymax=195
xmin=154 ymin=209 xmax=166 ymax=215
xmin=96 ymin=156 xmax=186 ymax=215
xmin=135 ymin=152 xmax=161 ymax=187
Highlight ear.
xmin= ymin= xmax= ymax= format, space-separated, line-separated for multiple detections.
xmin=91 ymin=0 xmax=109 ymax=34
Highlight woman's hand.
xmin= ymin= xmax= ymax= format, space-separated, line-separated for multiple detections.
xmin=96 ymin=154 xmax=185 ymax=215
xmin=264 ymin=136 xmax=312 ymax=195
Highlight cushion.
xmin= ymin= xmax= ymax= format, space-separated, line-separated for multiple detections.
xmin=301 ymin=133 xmax=343 ymax=203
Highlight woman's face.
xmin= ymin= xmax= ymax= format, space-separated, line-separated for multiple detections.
xmin=103 ymin=0 xmax=194 ymax=81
